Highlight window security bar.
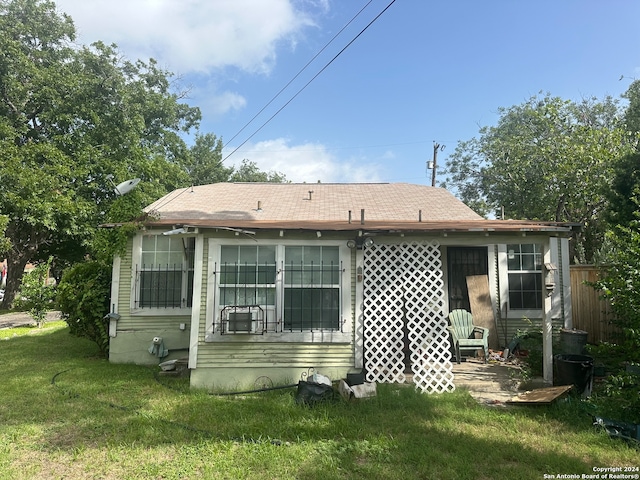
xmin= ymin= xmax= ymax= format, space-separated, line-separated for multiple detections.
xmin=135 ymin=263 xmax=191 ymax=309
xmin=213 ymin=259 xmax=344 ymax=333
xmin=281 ymin=261 xmax=342 ymax=333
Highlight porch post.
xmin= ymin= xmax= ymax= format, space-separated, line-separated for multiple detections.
xmin=354 ymin=248 xmax=365 ymax=369
xmin=542 ymin=237 xmax=554 ymax=385
xmin=108 ymin=254 xmax=121 ymax=338
xmin=188 ymin=235 xmax=204 ymax=369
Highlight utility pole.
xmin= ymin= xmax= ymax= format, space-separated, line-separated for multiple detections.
xmin=429 ymin=142 xmax=445 ymax=187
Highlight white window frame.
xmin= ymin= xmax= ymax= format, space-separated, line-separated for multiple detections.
xmin=205 ymin=238 xmax=352 ymax=343
xmin=497 ymin=243 xmax=544 ymax=319
xmin=129 ymin=232 xmax=196 ymax=316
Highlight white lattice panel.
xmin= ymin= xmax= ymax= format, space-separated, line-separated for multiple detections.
xmin=363 ymin=244 xmax=407 ymax=384
xmin=363 ymin=242 xmax=454 ymax=393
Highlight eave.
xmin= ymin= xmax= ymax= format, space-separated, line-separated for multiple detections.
xmin=136 ymin=218 xmax=578 ymax=236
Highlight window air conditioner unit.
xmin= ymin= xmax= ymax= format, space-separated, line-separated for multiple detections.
xmin=226 ymin=311 xmax=254 ymax=333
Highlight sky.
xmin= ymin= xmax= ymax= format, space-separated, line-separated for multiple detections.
xmin=54 ymin=0 xmax=640 ymax=186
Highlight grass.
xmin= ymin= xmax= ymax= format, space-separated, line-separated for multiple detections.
xmin=0 ymin=324 xmax=638 ymax=480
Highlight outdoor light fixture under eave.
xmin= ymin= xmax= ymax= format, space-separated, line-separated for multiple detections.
xmin=163 ymin=227 xmax=187 ymax=236
xmin=347 ymin=237 xmax=374 ymax=249
xmin=162 ymin=226 xmax=199 ymax=236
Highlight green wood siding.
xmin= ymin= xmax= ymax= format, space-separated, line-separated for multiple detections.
xmin=193 ymin=236 xmax=356 ymax=380
xmin=495 ymin=316 xmax=564 ymax=348
xmin=196 ymin=343 xmax=353 ymax=367
xmin=110 ymin=237 xmax=192 ymax=364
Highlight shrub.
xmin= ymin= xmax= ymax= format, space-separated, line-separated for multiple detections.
xmin=594 ymin=222 xmax=640 ymax=367
xmin=15 ymin=257 xmax=56 ymax=327
xmin=589 ymin=371 xmax=640 ymax=423
xmin=590 ymin=218 xmax=640 ymax=422
xmin=56 ymin=260 xmax=111 ymax=356
xmin=515 ymin=329 xmax=544 ymax=379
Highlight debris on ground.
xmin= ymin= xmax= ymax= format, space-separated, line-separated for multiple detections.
xmin=506 ymin=385 xmax=573 ymax=405
xmin=338 ymin=379 xmax=377 ymax=401
xmin=295 ymin=369 xmax=335 ymax=405
xmin=593 ymin=416 xmax=640 ymax=445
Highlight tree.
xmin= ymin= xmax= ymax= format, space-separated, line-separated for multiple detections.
xmin=606 ymin=151 xmax=640 ymax=228
xmin=230 ymin=159 xmax=288 ymax=183
xmin=622 ymin=78 xmax=640 ymax=134
xmin=0 ymin=0 xmax=199 ymax=307
xmin=605 ymin=79 xmax=640 ymax=228
xmin=15 ymin=256 xmax=55 ymax=327
xmin=181 ymin=133 xmax=233 ymax=186
xmin=0 ymin=215 xmax=10 ymax=258
xmin=1 ymin=0 xmax=290 ymax=312
xmin=443 ymin=93 xmax=634 ymax=263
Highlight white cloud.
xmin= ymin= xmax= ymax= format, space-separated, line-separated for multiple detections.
xmin=224 ymin=138 xmax=386 ymax=183
xmin=53 ymin=0 xmax=389 ymax=184
xmin=55 ymin=0 xmax=315 ymax=75
xmin=196 ymin=89 xmax=247 ymax=117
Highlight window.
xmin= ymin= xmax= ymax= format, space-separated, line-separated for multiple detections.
xmin=507 ymin=244 xmax=542 ymax=309
xmin=215 ymin=244 xmax=343 ymax=333
xmin=283 ymin=246 xmax=340 ymax=331
xmin=218 ymin=245 xmax=277 ymax=332
xmin=136 ymin=235 xmax=195 ymax=308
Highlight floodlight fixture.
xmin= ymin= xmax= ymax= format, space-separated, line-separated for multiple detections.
xmin=163 ymin=227 xmax=187 ymax=236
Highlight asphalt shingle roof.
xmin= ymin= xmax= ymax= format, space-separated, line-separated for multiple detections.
xmin=140 ymin=182 xmax=575 ymax=234
xmin=145 ymin=182 xmax=483 ymax=223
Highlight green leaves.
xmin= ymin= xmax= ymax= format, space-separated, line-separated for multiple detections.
xmin=57 ymin=260 xmax=111 ymax=355
xmin=230 ymin=159 xmax=288 ymax=183
xmin=443 ymin=93 xmax=635 ymax=262
xmin=15 ymin=256 xmax=56 ymax=327
xmin=0 ymin=0 xmax=287 ymax=307
xmin=0 ymin=0 xmax=203 ymax=305
xmin=180 ymin=133 xmax=232 ymax=186
xmin=0 ymin=215 xmax=11 ymax=256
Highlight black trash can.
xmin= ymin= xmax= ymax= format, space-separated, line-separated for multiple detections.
xmin=554 ymin=354 xmax=594 ymax=396
xmin=560 ymin=328 xmax=588 ymax=355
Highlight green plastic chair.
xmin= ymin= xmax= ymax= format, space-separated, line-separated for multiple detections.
xmin=447 ymin=309 xmax=489 ymax=364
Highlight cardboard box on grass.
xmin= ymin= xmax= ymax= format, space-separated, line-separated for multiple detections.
xmin=338 ymin=379 xmax=377 ymax=401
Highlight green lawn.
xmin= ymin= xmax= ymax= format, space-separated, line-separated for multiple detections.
xmin=0 ymin=322 xmax=637 ymax=480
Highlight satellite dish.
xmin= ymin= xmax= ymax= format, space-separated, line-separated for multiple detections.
xmin=114 ymin=178 xmax=140 ymax=196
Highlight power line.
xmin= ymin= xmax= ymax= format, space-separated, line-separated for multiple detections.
xmin=154 ymin=1 xmax=398 ymax=214
xmin=224 ymin=139 xmax=435 ymax=155
xmin=225 ymin=0 xmax=376 ymax=147
xmin=221 ymin=0 xmax=398 ymax=165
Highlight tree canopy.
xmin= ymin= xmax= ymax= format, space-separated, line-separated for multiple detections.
xmin=182 ymin=133 xmax=232 ymax=186
xmin=443 ymin=93 xmax=636 ymax=263
xmin=605 ymin=79 xmax=640 ymax=229
xmin=230 ymin=159 xmax=289 ymax=183
xmin=0 ymin=0 xmax=284 ymax=307
xmin=0 ymin=0 xmax=202 ymax=306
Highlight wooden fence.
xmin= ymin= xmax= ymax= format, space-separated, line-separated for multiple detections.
xmin=570 ymin=265 xmax=619 ymax=345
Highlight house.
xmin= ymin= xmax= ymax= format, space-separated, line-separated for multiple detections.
xmin=107 ymin=182 xmax=575 ymax=393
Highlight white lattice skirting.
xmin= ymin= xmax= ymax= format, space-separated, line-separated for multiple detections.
xmin=363 ymin=241 xmax=455 ymax=393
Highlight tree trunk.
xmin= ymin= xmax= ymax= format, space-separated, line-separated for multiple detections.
xmin=1 ymin=252 xmax=30 ymax=309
